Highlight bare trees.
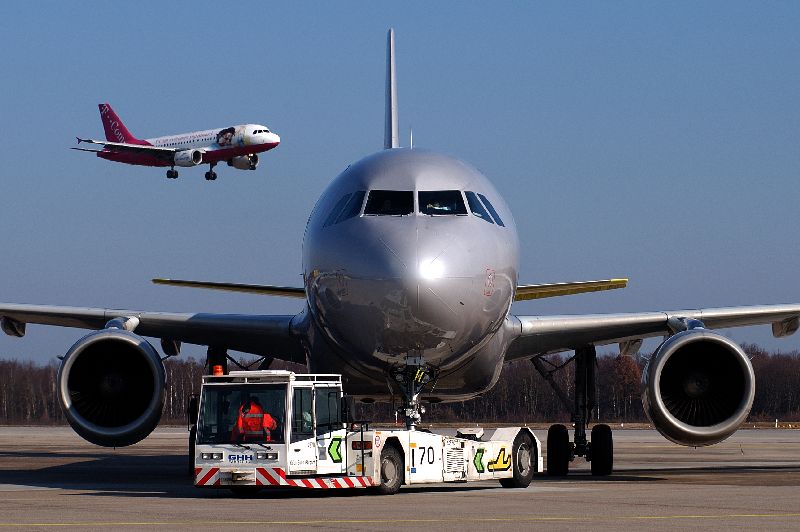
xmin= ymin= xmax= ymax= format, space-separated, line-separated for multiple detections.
xmin=0 ymin=344 xmax=798 ymax=425
xmin=0 ymin=360 xmax=63 ymax=424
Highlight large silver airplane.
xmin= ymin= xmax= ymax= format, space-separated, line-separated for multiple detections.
xmin=2 ymin=29 xmax=799 ymax=476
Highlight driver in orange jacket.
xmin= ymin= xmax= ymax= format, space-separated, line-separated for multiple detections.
xmin=231 ymin=396 xmax=278 ymax=442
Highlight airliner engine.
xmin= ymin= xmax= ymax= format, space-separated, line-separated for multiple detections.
xmin=57 ymin=329 xmax=165 ymax=447
xmin=642 ymin=328 xmax=755 ymax=446
xmin=228 ymin=154 xmax=259 ymax=170
xmin=174 ymin=149 xmax=203 ymax=167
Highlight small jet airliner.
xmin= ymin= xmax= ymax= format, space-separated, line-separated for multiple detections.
xmin=72 ymin=103 xmax=280 ymax=180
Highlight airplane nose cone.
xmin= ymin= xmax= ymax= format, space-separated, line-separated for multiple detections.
xmin=268 ymin=132 xmax=280 ymax=145
xmin=318 ymin=217 xmax=500 ymax=367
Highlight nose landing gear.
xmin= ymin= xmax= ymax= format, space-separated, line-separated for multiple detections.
xmin=391 ymin=355 xmax=438 ymax=430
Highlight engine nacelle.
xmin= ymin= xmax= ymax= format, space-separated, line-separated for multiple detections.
xmin=227 ymin=154 xmax=258 ymax=170
xmin=174 ymin=149 xmax=203 ymax=167
xmin=642 ymin=329 xmax=754 ymax=446
xmin=57 ymin=329 xmax=166 ymax=447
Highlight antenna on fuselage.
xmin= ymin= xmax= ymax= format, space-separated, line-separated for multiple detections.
xmin=384 ymin=28 xmax=399 ymax=149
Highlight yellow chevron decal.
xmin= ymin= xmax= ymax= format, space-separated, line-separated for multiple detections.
xmin=488 ymin=447 xmax=511 ymax=472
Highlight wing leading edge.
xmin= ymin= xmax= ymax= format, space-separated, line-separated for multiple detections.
xmin=504 ymin=304 xmax=800 ymax=361
xmin=0 ymin=303 xmax=306 ymax=363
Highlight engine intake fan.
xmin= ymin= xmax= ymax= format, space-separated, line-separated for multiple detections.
xmin=642 ymin=328 xmax=755 ymax=446
xmin=57 ymin=329 xmax=165 ymax=447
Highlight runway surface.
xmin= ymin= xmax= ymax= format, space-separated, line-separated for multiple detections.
xmin=1 ymin=426 xmax=799 ymax=530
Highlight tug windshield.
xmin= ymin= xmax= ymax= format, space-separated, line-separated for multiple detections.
xmin=197 ymin=384 xmax=287 ymax=444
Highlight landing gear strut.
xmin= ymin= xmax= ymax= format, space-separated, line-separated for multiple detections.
xmin=167 ymin=167 xmax=178 ymax=179
xmin=390 ymin=355 xmax=437 ymax=430
xmin=204 ymin=162 xmax=217 ymax=181
xmin=533 ymin=345 xmax=613 ymax=476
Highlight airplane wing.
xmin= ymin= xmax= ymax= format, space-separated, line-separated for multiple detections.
xmin=504 ymin=304 xmax=800 ymax=361
xmin=0 ymin=303 xmax=306 ymax=363
xmin=152 ymin=278 xmax=306 ymax=298
xmin=71 ymin=138 xmax=177 ymax=160
xmin=514 ymin=279 xmax=627 ymax=301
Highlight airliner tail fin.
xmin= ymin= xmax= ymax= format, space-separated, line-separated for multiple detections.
xmin=98 ymin=103 xmax=142 ymax=144
xmin=384 ymin=28 xmax=399 ymax=149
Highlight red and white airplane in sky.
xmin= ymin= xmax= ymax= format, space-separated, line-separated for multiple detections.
xmin=73 ymin=103 xmax=280 ymax=180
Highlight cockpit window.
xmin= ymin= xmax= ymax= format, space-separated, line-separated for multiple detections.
xmin=465 ymin=191 xmax=494 ymax=224
xmin=323 ymin=193 xmax=352 ymax=227
xmin=419 ymin=191 xmax=467 ymax=215
xmin=336 ymin=190 xmax=366 ymax=223
xmin=477 ymin=193 xmax=505 ymax=227
xmin=364 ymin=190 xmax=414 ymax=215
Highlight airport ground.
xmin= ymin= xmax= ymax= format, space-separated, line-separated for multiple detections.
xmin=1 ymin=426 xmax=799 ymax=531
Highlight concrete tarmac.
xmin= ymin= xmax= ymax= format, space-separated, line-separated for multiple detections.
xmin=1 ymin=426 xmax=799 ymax=530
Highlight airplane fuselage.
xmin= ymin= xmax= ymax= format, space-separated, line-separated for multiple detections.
xmin=302 ymin=148 xmax=520 ymax=400
xmin=98 ymin=124 xmax=280 ymax=167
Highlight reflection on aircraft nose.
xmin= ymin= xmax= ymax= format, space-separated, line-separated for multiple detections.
xmin=418 ymin=256 xmax=445 ymax=280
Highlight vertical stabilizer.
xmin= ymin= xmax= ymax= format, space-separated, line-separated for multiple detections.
xmin=98 ymin=103 xmax=142 ymax=144
xmin=384 ymin=29 xmax=399 ymax=149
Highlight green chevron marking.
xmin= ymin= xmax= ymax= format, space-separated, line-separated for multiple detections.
xmin=328 ymin=437 xmax=342 ymax=463
xmin=474 ymin=448 xmax=485 ymax=473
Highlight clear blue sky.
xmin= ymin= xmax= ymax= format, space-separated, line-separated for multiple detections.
xmin=1 ymin=2 xmax=799 ymax=364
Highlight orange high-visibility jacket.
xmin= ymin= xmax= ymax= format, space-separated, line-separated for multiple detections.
xmin=232 ymin=401 xmax=278 ymax=442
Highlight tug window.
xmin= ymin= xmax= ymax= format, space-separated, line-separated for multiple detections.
xmin=291 ymin=388 xmax=313 ymax=442
xmin=419 ymin=190 xmax=467 ymax=215
xmin=364 ymin=190 xmax=414 ymax=215
xmin=465 ymin=191 xmax=494 ymax=224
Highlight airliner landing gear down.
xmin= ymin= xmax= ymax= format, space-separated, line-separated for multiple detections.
xmin=204 ymin=163 xmax=217 ymax=181
xmin=391 ymin=356 xmax=437 ymax=430
xmin=533 ymin=345 xmax=614 ymax=476
xmin=167 ymin=168 xmax=178 ymax=179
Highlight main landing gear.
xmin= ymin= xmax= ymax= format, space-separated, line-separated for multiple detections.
xmin=204 ymin=162 xmax=218 ymax=181
xmin=167 ymin=167 xmax=179 ymax=179
xmin=532 ymin=345 xmax=614 ymax=476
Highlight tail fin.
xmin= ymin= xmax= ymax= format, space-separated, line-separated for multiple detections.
xmin=384 ymin=28 xmax=399 ymax=149
xmin=98 ymin=103 xmax=142 ymax=144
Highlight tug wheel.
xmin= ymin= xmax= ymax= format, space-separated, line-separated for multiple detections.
xmin=375 ymin=445 xmax=404 ymax=495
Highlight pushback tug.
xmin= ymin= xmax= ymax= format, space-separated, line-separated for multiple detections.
xmin=190 ymin=370 xmax=542 ymax=494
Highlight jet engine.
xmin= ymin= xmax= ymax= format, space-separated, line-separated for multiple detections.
xmin=227 ymin=154 xmax=258 ymax=170
xmin=174 ymin=149 xmax=203 ymax=167
xmin=57 ymin=329 xmax=166 ymax=447
xmin=642 ymin=328 xmax=754 ymax=446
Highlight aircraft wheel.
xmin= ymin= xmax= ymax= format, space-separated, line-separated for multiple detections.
xmin=205 ymin=171 xmax=217 ymax=181
xmin=375 ymin=445 xmax=404 ymax=495
xmin=167 ymin=169 xmax=178 ymax=179
xmin=500 ymin=431 xmax=535 ymax=488
xmin=546 ymin=423 xmax=570 ymax=476
xmin=590 ymin=424 xmax=613 ymax=476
